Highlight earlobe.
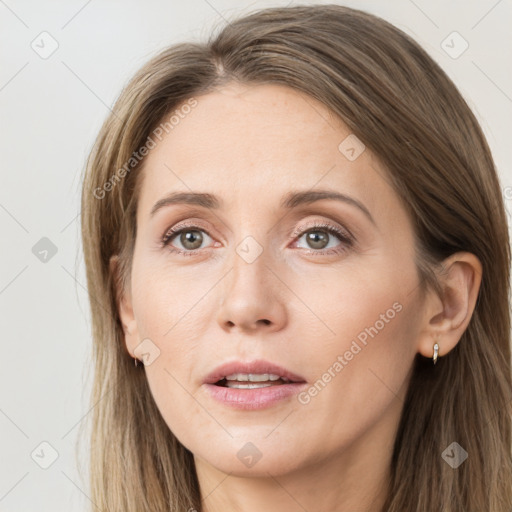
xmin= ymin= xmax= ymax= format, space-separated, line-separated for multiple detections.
xmin=417 ymin=252 xmax=482 ymax=361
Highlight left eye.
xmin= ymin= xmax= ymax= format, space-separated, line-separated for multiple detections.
xmin=295 ymin=226 xmax=346 ymax=251
xmin=291 ymin=222 xmax=353 ymax=254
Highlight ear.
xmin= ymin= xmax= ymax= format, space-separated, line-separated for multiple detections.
xmin=110 ymin=255 xmax=140 ymax=359
xmin=416 ymin=251 xmax=482 ymax=360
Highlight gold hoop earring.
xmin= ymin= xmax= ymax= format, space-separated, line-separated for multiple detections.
xmin=432 ymin=342 xmax=439 ymax=365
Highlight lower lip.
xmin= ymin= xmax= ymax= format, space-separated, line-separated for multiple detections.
xmin=203 ymin=382 xmax=308 ymax=410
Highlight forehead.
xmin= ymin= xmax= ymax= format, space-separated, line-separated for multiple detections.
xmin=136 ymin=83 xmax=395 ymax=220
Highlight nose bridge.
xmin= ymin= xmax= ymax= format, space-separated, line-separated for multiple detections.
xmin=216 ymin=227 xmax=287 ymax=332
xmin=228 ymin=208 xmax=271 ymax=281
xmin=228 ymin=232 xmax=272 ymax=300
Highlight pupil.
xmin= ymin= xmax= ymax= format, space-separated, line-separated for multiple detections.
xmin=307 ymin=231 xmax=328 ymax=249
xmin=181 ymin=230 xmax=203 ymax=249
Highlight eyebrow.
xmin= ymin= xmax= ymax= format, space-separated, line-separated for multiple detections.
xmin=150 ymin=189 xmax=375 ymax=225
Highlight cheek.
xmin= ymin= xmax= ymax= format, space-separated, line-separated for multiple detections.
xmin=293 ymin=260 xmax=420 ymax=421
xmin=286 ymin=301 xmax=417 ymax=460
xmin=131 ymin=253 xmax=215 ymax=337
xmin=144 ymin=361 xmax=212 ymax=454
xmin=130 ymin=258 xmax=218 ymax=447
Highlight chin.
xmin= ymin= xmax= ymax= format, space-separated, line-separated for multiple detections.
xmin=195 ymin=444 xmax=304 ymax=477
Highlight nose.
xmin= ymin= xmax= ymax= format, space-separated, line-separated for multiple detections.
xmin=216 ymin=253 xmax=287 ymax=334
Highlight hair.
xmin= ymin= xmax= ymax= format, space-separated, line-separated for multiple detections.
xmin=79 ymin=4 xmax=512 ymax=511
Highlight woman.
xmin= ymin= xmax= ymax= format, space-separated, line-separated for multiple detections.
xmin=79 ymin=4 xmax=512 ymax=511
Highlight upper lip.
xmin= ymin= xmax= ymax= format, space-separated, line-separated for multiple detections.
xmin=203 ymin=359 xmax=307 ymax=384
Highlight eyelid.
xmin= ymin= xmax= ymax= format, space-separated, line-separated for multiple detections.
xmin=161 ymin=219 xmax=214 ymax=245
xmin=290 ymin=218 xmax=353 ymax=242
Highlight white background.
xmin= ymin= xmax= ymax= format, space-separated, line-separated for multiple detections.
xmin=0 ymin=0 xmax=511 ymax=510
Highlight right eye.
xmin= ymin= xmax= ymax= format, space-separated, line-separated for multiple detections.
xmin=162 ymin=224 xmax=215 ymax=255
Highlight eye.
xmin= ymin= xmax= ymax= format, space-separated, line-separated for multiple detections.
xmin=292 ymin=221 xmax=353 ymax=255
xmin=162 ymin=223 xmax=214 ymax=255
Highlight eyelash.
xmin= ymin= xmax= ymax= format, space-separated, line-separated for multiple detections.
xmin=161 ymin=221 xmax=354 ymax=257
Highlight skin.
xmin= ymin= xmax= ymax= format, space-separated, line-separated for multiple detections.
xmin=114 ymin=82 xmax=482 ymax=512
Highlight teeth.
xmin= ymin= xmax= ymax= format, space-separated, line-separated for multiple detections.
xmin=225 ymin=373 xmax=283 ymax=382
xmin=225 ymin=382 xmax=275 ymax=389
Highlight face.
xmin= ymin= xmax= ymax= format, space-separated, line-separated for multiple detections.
xmin=118 ymin=82 xmax=426 ymax=478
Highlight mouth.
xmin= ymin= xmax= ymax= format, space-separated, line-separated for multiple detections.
xmin=204 ymin=369 xmax=308 ymax=410
xmin=213 ymin=374 xmax=300 ymax=389
xmin=202 ymin=360 xmax=307 ymax=409
xmin=203 ymin=359 xmax=307 ymax=387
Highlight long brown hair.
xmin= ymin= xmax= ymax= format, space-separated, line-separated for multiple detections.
xmin=79 ymin=4 xmax=512 ymax=510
